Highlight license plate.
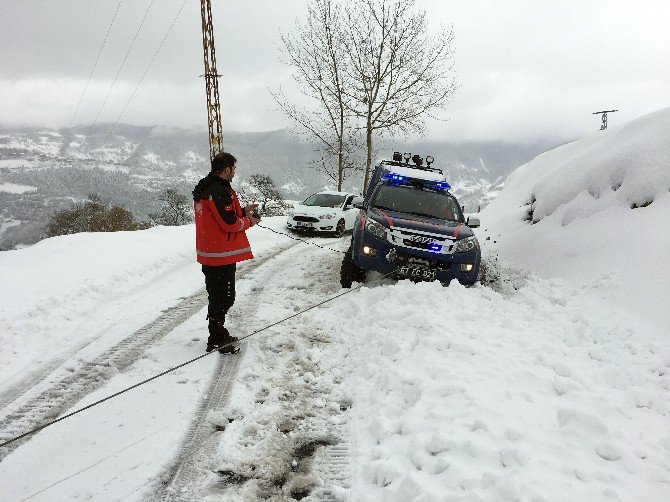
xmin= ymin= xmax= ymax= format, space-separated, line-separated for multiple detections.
xmin=296 ymin=222 xmax=313 ymax=228
xmin=398 ymin=265 xmax=436 ymax=280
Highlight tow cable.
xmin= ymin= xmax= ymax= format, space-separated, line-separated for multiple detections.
xmin=0 ymin=225 xmax=387 ymax=449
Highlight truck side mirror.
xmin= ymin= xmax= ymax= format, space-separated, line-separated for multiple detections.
xmin=467 ymin=216 xmax=480 ymax=228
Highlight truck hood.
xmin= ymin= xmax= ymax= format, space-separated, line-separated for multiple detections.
xmin=369 ymin=207 xmax=474 ymax=239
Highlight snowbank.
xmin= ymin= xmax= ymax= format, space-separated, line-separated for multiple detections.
xmin=480 ymin=106 xmax=670 ymax=332
xmin=0 ymin=222 xmax=283 ymax=389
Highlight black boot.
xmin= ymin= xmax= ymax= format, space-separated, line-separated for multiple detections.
xmin=206 ymin=316 xmax=239 ymax=353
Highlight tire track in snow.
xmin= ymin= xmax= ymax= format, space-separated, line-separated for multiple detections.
xmin=0 ymin=242 xmax=297 ymax=461
xmin=154 ymin=344 xmax=245 ymax=502
xmin=149 ymin=239 xmax=311 ymax=501
xmin=149 ymin=235 xmax=352 ymax=501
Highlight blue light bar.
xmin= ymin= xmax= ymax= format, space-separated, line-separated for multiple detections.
xmin=383 ymin=172 xmax=452 ymax=192
xmin=384 ymin=173 xmax=406 ymax=183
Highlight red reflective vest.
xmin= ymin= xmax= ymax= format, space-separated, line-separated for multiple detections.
xmin=193 ymin=174 xmax=253 ymax=266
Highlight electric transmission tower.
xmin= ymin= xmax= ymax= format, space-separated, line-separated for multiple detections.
xmin=593 ymin=109 xmax=618 ymax=131
xmin=200 ymin=0 xmax=223 ymax=159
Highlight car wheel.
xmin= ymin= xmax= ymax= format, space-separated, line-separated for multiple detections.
xmin=340 ymin=244 xmax=366 ymax=288
xmin=333 ymin=219 xmax=345 ymax=238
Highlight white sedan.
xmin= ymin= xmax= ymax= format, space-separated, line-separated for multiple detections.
xmin=286 ymin=191 xmax=359 ymax=237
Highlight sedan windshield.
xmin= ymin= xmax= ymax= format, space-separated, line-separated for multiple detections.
xmin=371 ymin=184 xmax=463 ymax=222
xmin=302 ymin=193 xmax=346 ymax=207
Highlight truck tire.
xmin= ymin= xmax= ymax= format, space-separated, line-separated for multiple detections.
xmin=340 ymin=245 xmax=367 ymax=288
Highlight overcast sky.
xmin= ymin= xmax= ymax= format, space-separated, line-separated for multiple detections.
xmin=1 ymin=0 xmax=668 ymax=143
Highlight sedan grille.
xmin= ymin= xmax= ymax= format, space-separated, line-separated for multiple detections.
xmin=293 ymin=215 xmax=320 ymax=223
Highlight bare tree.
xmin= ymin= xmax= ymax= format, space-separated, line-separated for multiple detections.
xmin=149 ymin=188 xmax=192 ymax=226
xmin=343 ymin=0 xmax=457 ymax=188
xmin=272 ymin=0 xmax=360 ymax=191
xmin=248 ymin=174 xmax=292 ymax=216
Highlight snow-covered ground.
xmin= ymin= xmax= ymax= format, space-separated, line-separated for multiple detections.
xmin=0 ymin=107 xmax=669 ymax=501
xmin=0 ymin=182 xmax=37 ymax=194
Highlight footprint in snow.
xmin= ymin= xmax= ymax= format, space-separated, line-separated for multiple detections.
xmin=557 ymin=408 xmax=608 ymax=435
xmin=553 ymin=376 xmax=580 ymax=396
xmin=595 ymin=442 xmax=622 ymax=461
xmin=552 ymin=362 xmax=572 ymax=378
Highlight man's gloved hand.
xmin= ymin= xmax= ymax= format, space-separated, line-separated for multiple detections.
xmin=244 ymin=203 xmax=259 ymax=216
xmin=248 ymin=214 xmax=261 ymax=227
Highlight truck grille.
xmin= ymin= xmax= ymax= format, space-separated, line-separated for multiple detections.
xmin=389 ymin=228 xmax=456 ymax=255
xmin=293 ymin=215 xmax=320 ymax=223
xmin=390 ymin=250 xmax=451 ymax=270
xmin=402 ymin=239 xmax=433 ymax=250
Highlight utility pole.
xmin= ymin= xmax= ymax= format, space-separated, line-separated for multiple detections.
xmin=200 ymin=0 xmax=223 ymax=159
xmin=593 ymin=109 xmax=618 ymax=131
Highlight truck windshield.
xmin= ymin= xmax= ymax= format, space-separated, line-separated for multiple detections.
xmin=371 ymin=184 xmax=463 ymax=222
xmin=302 ymin=193 xmax=346 ymax=207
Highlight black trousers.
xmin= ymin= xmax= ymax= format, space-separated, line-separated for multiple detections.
xmin=202 ymin=263 xmax=236 ymax=341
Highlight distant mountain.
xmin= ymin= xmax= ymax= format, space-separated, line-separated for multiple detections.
xmin=0 ymin=124 xmax=558 ymax=248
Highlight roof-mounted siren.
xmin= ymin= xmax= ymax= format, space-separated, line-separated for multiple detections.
xmin=392 ymin=151 xmax=403 ymax=162
xmin=412 ymin=154 xmax=423 ymax=167
xmin=403 ymin=152 xmax=411 ymax=163
xmin=426 ymin=155 xmax=434 ymax=166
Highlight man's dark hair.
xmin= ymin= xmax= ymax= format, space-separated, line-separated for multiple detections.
xmin=211 ymin=152 xmax=237 ymax=174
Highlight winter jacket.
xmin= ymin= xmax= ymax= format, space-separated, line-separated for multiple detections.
xmin=192 ymin=173 xmax=253 ymax=266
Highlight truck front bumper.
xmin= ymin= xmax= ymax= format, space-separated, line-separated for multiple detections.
xmin=352 ymin=232 xmax=480 ymax=285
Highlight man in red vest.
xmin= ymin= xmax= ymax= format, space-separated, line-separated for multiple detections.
xmin=193 ymin=152 xmax=260 ymax=353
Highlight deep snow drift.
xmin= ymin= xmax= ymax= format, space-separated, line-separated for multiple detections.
xmin=0 ymin=107 xmax=668 ymax=501
xmin=480 ymin=106 xmax=670 ymax=333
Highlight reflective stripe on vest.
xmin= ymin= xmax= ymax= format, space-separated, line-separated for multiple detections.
xmin=196 ymin=247 xmax=252 ymax=258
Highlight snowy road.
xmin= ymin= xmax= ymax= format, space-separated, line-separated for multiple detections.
xmin=0 ymin=240 xmax=297 ymax=459
xmin=1 ymin=218 xmax=668 ymax=501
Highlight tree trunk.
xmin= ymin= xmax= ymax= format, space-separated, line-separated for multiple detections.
xmin=337 ymin=112 xmax=344 ymax=191
xmin=337 ymin=142 xmax=344 ymax=191
xmin=363 ymin=118 xmax=373 ymax=191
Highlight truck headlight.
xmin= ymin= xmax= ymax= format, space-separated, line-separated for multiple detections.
xmin=319 ymin=213 xmax=337 ymax=220
xmin=455 ymin=235 xmax=479 ymax=253
xmin=365 ymin=218 xmax=387 ymax=239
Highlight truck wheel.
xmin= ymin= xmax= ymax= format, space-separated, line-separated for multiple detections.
xmin=333 ymin=219 xmax=345 ymax=238
xmin=340 ymin=245 xmax=366 ymax=288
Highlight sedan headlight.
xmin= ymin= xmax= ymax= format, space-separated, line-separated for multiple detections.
xmin=455 ymin=235 xmax=479 ymax=253
xmin=365 ymin=218 xmax=387 ymax=239
xmin=319 ymin=213 xmax=337 ymax=220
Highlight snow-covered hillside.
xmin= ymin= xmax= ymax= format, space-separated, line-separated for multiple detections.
xmin=481 ymin=106 xmax=670 ymax=333
xmin=0 ymin=125 xmax=552 ymax=248
xmin=0 ymin=108 xmax=668 ymax=501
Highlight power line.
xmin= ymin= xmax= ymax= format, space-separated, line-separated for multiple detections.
xmin=87 ymin=0 xmax=156 ymax=137
xmin=105 ymin=0 xmax=188 ymax=139
xmin=67 ymin=0 xmax=123 ymax=131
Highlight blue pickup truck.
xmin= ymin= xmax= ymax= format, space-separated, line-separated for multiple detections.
xmin=340 ymin=152 xmax=481 ymax=288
